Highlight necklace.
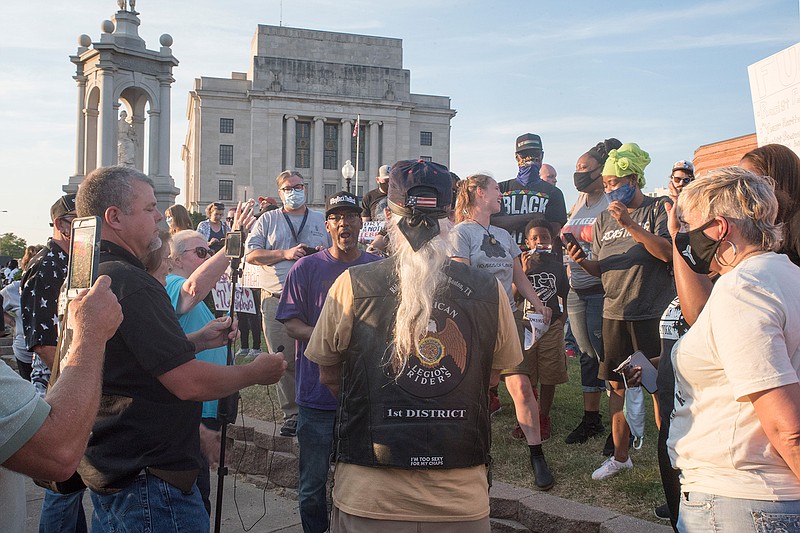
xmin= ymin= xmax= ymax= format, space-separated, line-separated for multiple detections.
xmin=471 ymin=219 xmax=496 ymax=245
xmin=733 ymin=248 xmax=765 ymax=267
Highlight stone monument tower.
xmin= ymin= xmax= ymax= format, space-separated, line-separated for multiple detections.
xmin=65 ymin=1 xmax=179 ymax=211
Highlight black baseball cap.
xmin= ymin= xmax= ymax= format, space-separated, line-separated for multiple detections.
xmin=388 ymin=160 xmax=452 ymax=212
xmin=515 ymin=133 xmax=543 ymax=154
xmin=325 ymin=190 xmax=359 ymax=217
xmin=50 ymin=193 xmax=77 ymax=224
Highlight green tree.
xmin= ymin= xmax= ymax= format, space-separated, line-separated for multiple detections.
xmin=0 ymin=233 xmax=26 ymax=259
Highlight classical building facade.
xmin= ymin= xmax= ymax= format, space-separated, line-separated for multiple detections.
xmin=182 ymin=25 xmax=456 ymax=211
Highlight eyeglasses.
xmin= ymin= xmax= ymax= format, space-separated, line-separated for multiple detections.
xmin=226 ymin=217 xmax=234 ymax=222
xmin=279 ymin=184 xmax=306 ymax=192
xmin=671 ymin=175 xmax=694 ymax=185
xmin=183 ymin=246 xmax=214 ymax=259
xmin=326 ymin=212 xmax=360 ymax=222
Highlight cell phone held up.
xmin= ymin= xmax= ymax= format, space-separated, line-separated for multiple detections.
xmin=300 ymin=245 xmax=319 ymax=256
xmin=66 ymin=216 xmax=102 ymax=299
xmin=224 ymin=230 xmax=245 ymax=259
xmin=561 ymin=232 xmax=586 ymax=260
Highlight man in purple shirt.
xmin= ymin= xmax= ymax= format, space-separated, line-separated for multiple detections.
xmin=276 ymin=190 xmax=380 ymax=533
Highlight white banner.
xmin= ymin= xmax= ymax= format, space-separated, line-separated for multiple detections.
xmin=211 ymin=272 xmax=257 ymax=314
xmin=748 ymin=42 xmax=800 ymax=154
xmin=359 ymin=220 xmax=385 ymax=244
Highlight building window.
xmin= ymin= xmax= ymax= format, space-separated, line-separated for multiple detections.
xmin=324 ymin=183 xmax=338 ymax=198
xmin=219 ymin=144 xmax=233 ymax=165
xmin=220 ymin=118 xmax=234 ymax=134
xmin=323 ymin=124 xmax=339 ymax=170
xmin=296 ymin=122 xmax=311 ymax=168
xmin=351 ymin=126 xmax=366 ymax=170
xmin=420 ymin=156 xmax=432 ymax=162
xmin=420 ymin=131 xmax=432 ymax=146
xmin=219 ymin=179 xmax=233 ymax=201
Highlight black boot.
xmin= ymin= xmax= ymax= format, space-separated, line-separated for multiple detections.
xmin=529 ymin=445 xmax=554 ymax=491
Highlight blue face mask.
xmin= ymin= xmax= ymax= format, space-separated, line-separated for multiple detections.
xmin=516 ymin=162 xmax=542 ymax=187
xmin=283 ymin=189 xmax=306 ymax=210
xmin=606 ymin=181 xmax=636 ymax=206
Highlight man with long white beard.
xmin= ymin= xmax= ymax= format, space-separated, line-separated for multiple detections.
xmin=306 ymin=160 xmax=522 ymax=532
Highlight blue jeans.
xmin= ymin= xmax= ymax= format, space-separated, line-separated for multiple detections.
xmin=39 ymin=489 xmax=87 ymax=533
xmin=297 ymin=406 xmax=336 ymax=533
xmin=90 ymin=471 xmax=209 ymax=533
xmin=679 ymin=492 xmax=800 ymax=532
xmin=566 ymin=290 xmax=605 ymax=392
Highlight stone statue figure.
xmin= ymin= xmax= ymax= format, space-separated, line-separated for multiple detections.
xmin=117 ymin=110 xmax=138 ymax=167
xmin=117 ymin=0 xmax=135 ymax=12
xmin=117 ymin=0 xmax=126 ymax=10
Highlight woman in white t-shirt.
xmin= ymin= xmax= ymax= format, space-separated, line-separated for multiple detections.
xmin=451 ymin=173 xmax=554 ymax=491
xmin=668 ymin=166 xmax=800 ymax=532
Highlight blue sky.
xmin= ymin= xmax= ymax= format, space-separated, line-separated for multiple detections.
xmin=1 ymin=0 xmax=798 ymax=246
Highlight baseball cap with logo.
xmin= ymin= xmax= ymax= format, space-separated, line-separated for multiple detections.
xmin=377 ymin=164 xmax=391 ymax=180
xmin=671 ymin=160 xmax=694 ymax=176
xmin=515 ymin=133 xmax=543 ymax=155
xmin=325 ymin=190 xmax=359 ymax=217
xmin=50 ymin=193 xmax=77 ymax=223
xmin=387 ymin=160 xmax=451 ymax=251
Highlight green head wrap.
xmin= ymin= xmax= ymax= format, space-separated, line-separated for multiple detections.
xmin=602 ymin=142 xmax=651 ymax=187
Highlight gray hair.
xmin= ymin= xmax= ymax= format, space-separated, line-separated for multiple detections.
xmin=678 ymin=166 xmax=782 ymax=251
xmin=170 ymin=230 xmax=206 ymax=258
xmin=76 ymin=166 xmax=154 ymax=217
xmin=275 ymin=170 xmax=304 ymax=187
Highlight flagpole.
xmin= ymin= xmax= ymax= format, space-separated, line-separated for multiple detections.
xmin=355 ymin=114 xmax=360 ymax=196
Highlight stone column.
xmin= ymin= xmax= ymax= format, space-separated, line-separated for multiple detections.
xmin=97 ymin=67 xmax=116 ymax=167
xmin=74 ymin=75 xmax=87 ymax=177
xmin=158 ymin=75 xmax=173 ymax=177
xmin=284 ymin=115 xmax=297 ymax=170
xmin=84 ymin=108 xmax=99 ymax=174
xmin=148 ymin=109 xmax=160 ymax=177
xmin=367 ymin=121 xmax=381 ymax=195
xmin=312 ymin=116 xmax=325 ymax=204
xmin=340 ymin=118 xmax=352 ymax=189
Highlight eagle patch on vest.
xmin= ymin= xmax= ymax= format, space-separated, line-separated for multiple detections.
xmin=391 ymin=311 xmax=469 ymax=398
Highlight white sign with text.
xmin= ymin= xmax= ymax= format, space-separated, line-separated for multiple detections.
xmin=749 ymin=42 xmax=800 ymax=154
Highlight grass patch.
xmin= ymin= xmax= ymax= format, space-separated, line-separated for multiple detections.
xmin=235 ymin=337 xmax=665 ymax=522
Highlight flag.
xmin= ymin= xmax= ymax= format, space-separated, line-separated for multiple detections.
xmin=353 ymin=115 xmax=360 ymax=137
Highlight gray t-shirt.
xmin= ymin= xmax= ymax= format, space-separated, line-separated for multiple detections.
xmin=592 ymin=195 xmax=675 ymax=320
xmin=245 ymin=207 xmax=331 ymax=293
xmin=0 ymin=360 xmax=50 ymax=464
xmin=451 ymin=221 xmax=521 ymax=311
xmin=562 ymin=194 xmax=608 ymax=291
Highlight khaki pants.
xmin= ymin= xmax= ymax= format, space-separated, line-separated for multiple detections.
xmin=261 ymin=294 xmax=298 ymax=420
xmin=332 ymin=507 xmax=490 ymax=533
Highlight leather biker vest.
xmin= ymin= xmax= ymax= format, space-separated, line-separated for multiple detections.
xmin=337 ymin=258 xmax=499 ymax=469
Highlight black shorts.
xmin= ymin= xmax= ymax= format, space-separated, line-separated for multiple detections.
xmin=599 ymin=318 xmax=661 ymax=382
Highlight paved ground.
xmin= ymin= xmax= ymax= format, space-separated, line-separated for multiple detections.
xmin=24 ymin=475 xmax=302 ymax=532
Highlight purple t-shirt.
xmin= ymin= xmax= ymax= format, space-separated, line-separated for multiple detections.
xmin=276 ymin=248 xmax=381 ymax=409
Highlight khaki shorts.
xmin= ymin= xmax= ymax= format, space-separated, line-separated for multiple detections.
xmin=501 ymin=314 xmax=567 ymax=386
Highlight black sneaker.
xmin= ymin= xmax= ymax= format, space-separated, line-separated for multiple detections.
xmin=565 ymin=419 xmax=589 ymax=444
xmin=585 ymin=417 xmax=605 ymax=439
xmin=280 ymin=417 xmax=297 ymax=437
xmin=530 ymin=454 xmax=554 ymax=491
xmin=601 ymin=432 xmax=634 ymax=456
xmin=654 ymin=503 xmax=670 ymax=521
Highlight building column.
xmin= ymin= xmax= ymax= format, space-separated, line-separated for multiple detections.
xmin=367 ymin=120 xmax=381 ymax=195
xmin=312 ymin=116 xmax=325 ymax=204
xmin=284 ymin=115 xmax=297 ymax=170
xmin=97 ymin=67 xmax=116 ymax=167
xmin=74 ymin=75 xmax=87 ymax=177
xmin=148 ymin=109 xmax=160 ymax=176
xmin=158 ymin=75 xmax=173 ymax=177
xmin=340 ymin=118 xmax=352 ymax=189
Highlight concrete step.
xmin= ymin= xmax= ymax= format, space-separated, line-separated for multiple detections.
xmin=491 ymin=517 xmax=531 ymax=532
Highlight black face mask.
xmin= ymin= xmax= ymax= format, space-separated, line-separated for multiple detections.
xmin=378 ymin=181 xmax=389 ymax=193
xmin=573 ymin=167 xmax=601 ymax=192
xmin=674 ymin=218 xmax=722 ymax=275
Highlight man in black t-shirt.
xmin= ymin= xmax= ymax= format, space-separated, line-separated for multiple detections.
xmin=492 ymin=133 xmax=568 ymax=248
xmin=74 ymin=166 xmax=287 ymax=533
xmin=360 ymin=164 xmax=391 ymax=222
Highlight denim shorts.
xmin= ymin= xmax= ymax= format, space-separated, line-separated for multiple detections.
xmin=678 ymin=491 xmax=800 ymax=532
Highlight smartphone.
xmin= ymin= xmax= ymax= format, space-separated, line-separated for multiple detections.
xmin=66 ymin=216 xmax=102 ymax=298
xmin=614 ymin=351 xmax=658 ymax=394
xmin=561 ymin=231 xmax=586 ymax=259
xmin=224 ymin=231 xmax=244 ymax=258
xmin=301 ymin=245 xmax=319 ymax=256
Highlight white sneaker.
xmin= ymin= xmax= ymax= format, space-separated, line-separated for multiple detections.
xmin=249 ymin=348 xmax=262 ymax=356
xmin=591 ymin=456 xmax=633 ymax=480
xmin=235 ymin=348 xmax=249 ymax=357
